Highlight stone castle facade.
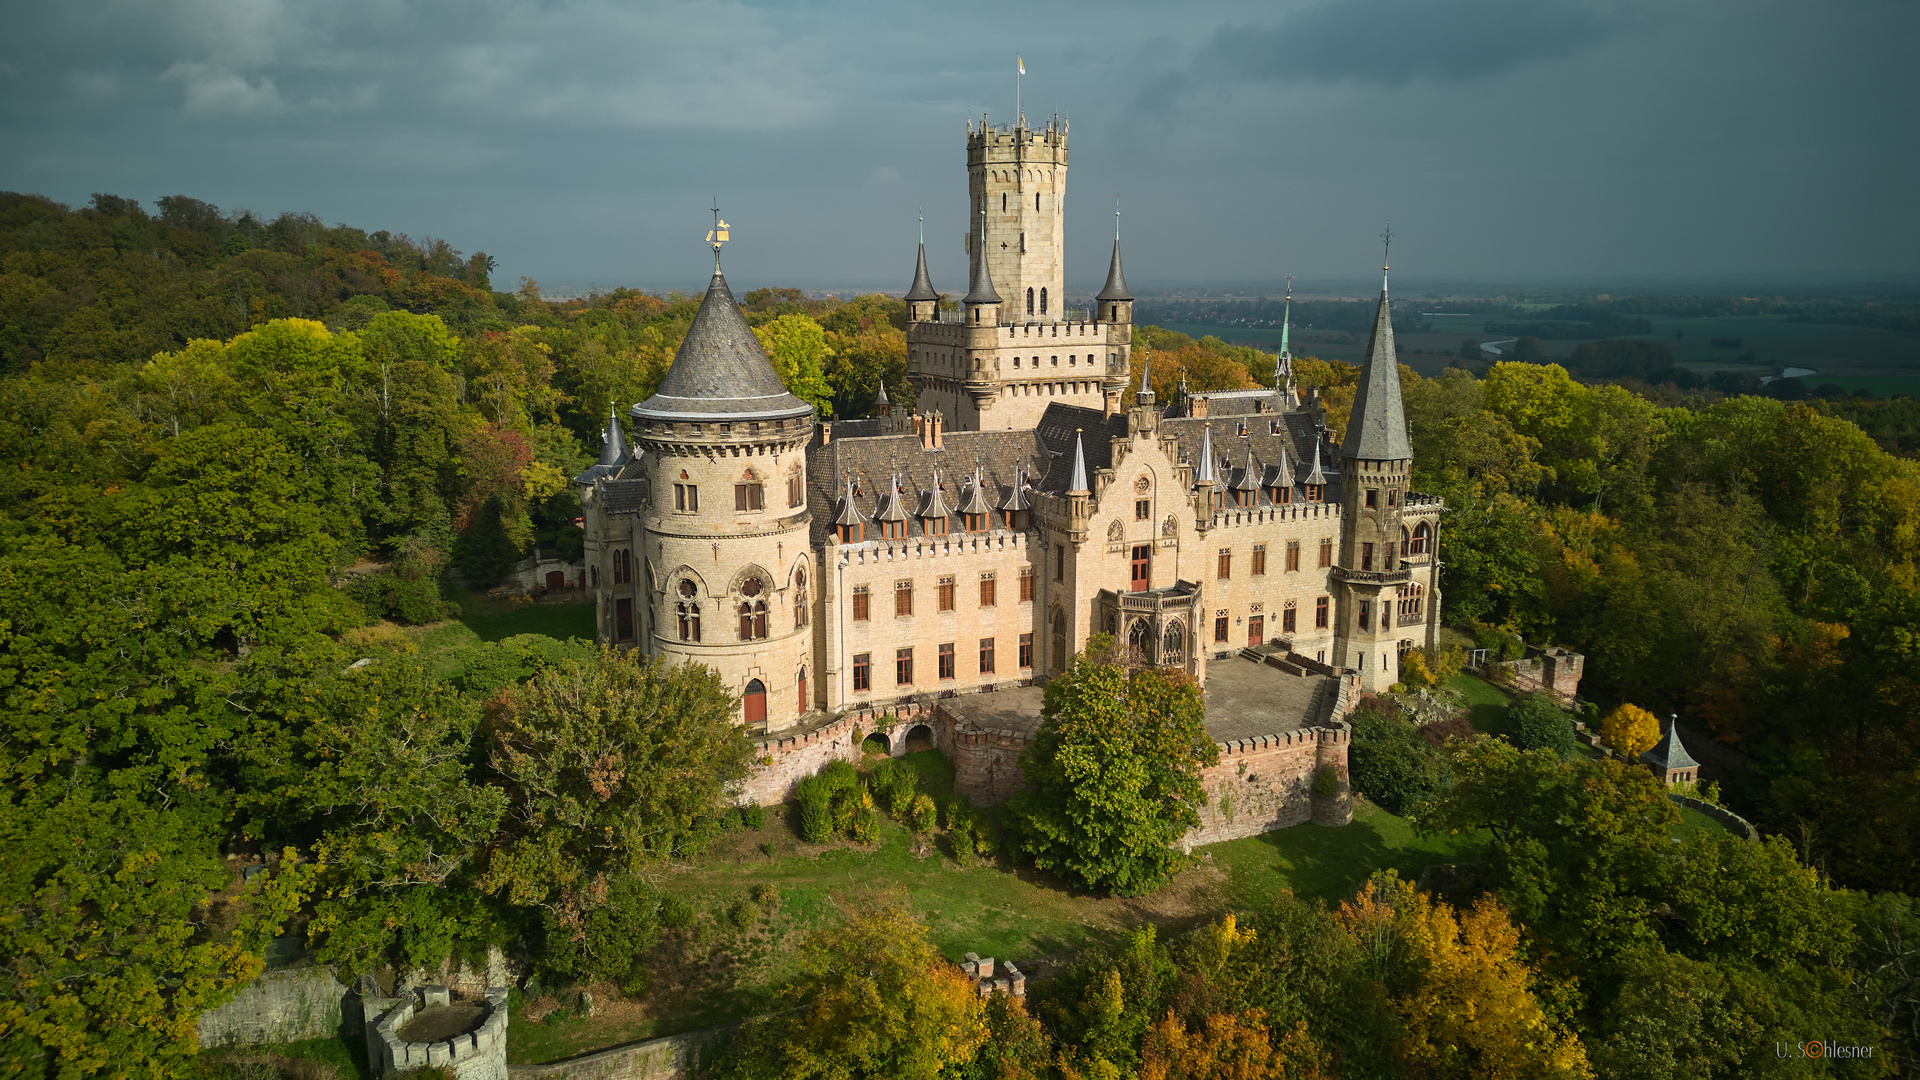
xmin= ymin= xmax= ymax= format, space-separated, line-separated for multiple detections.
xmin=577 ymin=112 xmax=1442 ymax=827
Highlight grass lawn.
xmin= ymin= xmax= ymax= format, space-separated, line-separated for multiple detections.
xmin=510 ymin=750 xmax=1485 ymax=1065
xmin=1445 ymin=672 xmax=1514 ymax=737
xmin=1670 ymin=803 xmax=1730 ymax=839
xmin=201 ymin=1035 xmax=370 ymax=1080
xmin=400 ymin=590 xmax=596 ymax=680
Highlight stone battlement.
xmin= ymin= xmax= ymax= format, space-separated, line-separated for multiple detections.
xmin=367 ymin=986 xmax=508 ymax=1080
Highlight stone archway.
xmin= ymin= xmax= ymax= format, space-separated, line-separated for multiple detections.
xmin=861 ymin=731 xmax=891 ymax=757
xmin=905 ymin=724 xmax=935 ymax=753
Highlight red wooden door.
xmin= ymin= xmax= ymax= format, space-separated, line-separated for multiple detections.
xmin=1247 ymin=616 xmax=1264 ymax=648
xmin=744 ymin=679 xmax=767 ymax=724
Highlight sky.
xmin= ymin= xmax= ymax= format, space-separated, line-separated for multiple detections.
xmin=3 ymin=0 xmax=1916 ymax=298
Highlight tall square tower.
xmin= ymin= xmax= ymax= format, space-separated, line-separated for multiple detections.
xmin=967 ymin=116 xmax=1067 ymax=321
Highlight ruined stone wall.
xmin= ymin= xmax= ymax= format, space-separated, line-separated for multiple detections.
xmin=195 ymin=967 xmax=348 ymax=1049
xmin=949 ymin=722 xmax=1032 ymax=805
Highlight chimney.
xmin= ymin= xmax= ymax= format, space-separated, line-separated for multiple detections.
xmin=1191 ymin=395 xmax=1210 ymax=420
xmin=931 ymin=411 xmax=944 ymax=449
xmin=820 ymin=421 xmax=832 ymax=445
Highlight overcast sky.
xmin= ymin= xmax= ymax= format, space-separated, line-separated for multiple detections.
xmin=3 ymin=0 xmax=1915 ymax=296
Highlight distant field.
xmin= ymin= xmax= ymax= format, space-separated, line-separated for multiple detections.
xmin=1798 ymin=376 xmax=1920 ymax=398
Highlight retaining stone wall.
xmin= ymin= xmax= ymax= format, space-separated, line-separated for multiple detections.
xmin=506 ymin=1021 xmax=740 ymax=1080
xmin=949 ymin=721 xmax=1032 ymax=805
xmin=1185 ymin=726 xmax=1352 ymax=847
xmin=738 ymin=704 xmax=934 ymax=806
xmin=196 ymin=967 xmax=348 ymax=1049
xmin=1669 ymin=793 xmax=1759 ymax=841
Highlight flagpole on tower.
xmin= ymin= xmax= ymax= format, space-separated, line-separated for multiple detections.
xmin=1016 ymin=55 xmax=1024 ymax=126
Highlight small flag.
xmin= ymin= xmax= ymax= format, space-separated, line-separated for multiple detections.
xmin=1017 ymin=55 xmax=1025 ymax=75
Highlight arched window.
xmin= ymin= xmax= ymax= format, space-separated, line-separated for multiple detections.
xmin=1052 ymin=611 xmax=1068 ymax=671
xmin=1026 ymin=287 xmax=1035 ymax=315
xmin=739 ymin=601 xmax=768 ymax=640
xmin=795 ymin=567 xmax=810 ymax=628
xmin=1410 ymin=521 xmax=1432 ymax=554
xmin=796 ymin=665 xmax=808 ymax=714
xmin=1002 ymin=193 xmax=1007 ymax=212
xmin=1040 ymin=287 xmax=1048 ymax=315
xmin=1035 ymin=192 xmax=1041 ymax=212
xmin=1163 ymin=622 xmax=1184 ymax=666
xmin=1128 ymin=618 xmax=1153 ymax=665
xmin=676 ymin=603 xmax=700 ymax=641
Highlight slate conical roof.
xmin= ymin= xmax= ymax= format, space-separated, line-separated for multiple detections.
xmin=631 ymin=268 xmax=814 ymax=423
xmin=1640 ymin=720 xmax=1700 ymax=772
xmin=998 ymin=467 xmax=1031 ymax=512
xmin=1303 ymin=438 xmax=1328 ymax=486
xmin=1270 ymin=442 xmax=1296 ymax=488
xmin=1194 ymin=425 xmax=1219 ymax=485
xmin=1340 ymin=270 xmax=1412 ymax=460
xmin=965 ymin=247 xmax=1002 ymax=305
xmin=1095 ymin=238 xmax=1132 ymax=301
xmin=574 ymin=402 xmax=633 ymax=485
xmin=1067 ymin=431 xmax=1090 ymax=493
xmin=905 ymin=243 xmax=938 ymax=302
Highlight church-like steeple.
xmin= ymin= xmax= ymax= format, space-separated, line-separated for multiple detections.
xmin=1096 ymin=198 xmax=1132 ymax=305
xmin=1194 ymin=424 xmax=1219 ymax=486
xmin=1340 ymin=242 xmax=1411 ymax=461
xmin=1136 ymin=341 xmax=1155 ymax=406
xmin=1275 ymin=277 xmax=1296 ymax=401
xmin=1067 ymin=429 xmax=1090 ymax=493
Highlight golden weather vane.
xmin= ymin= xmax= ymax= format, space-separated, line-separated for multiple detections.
xmin=706 ymin=198 xmax=730 ymax=270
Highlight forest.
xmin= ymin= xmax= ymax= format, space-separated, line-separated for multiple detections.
xmin=2 ymin=190 xmax=1917 ymax=1076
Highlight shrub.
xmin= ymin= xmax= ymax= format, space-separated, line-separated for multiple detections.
xmin=1475 ymin=627 xmax=1526 ymax=662
xmin=849 ymin=806 xmax=879 ymax=844
xmin=742 ymin=801 xmax=766 ymax=830
xmin=1507 ymin=694 xmax=1576 ymax=759
xmin=906 ymin=793 xmax=937 ymax=834
xmin=750 ymin=884 xmax=780 ymax=908
xmin=660 ymin=895 xmax=696 ymax=929
xmin=944 ymin=795 xmax=975 ymax=832
xmin=885 ymin=763 xmax=919 ymax=817
xmin=819 ymin=759 xmax=860 ymax=800
xmin=340 ymin=621 xmax=416 ymax=656
xmin=794 ymin=776 xmax=833 ymax=843
xmin=1418 ymin=718 xmax=1478 ymax=748
xmin=1349 ymin=704 xmax=1451 ymax=814
xmin=1601 ymin=703 xmax=1661 ymax=759
xmin=973 ymin=823 xmax=998 ymax=859
xmin=1312 ymin=766 xmax=1341 ymax=799
xmin=729 ymin=901 xmax=759 ymax=931
xmin=948 ymin=821 xmax=975 ymax=865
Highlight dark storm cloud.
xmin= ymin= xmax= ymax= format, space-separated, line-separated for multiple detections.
xmin=0 ymin=0 xmax=1914 ymax=290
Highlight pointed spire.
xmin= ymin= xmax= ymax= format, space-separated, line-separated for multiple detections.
xmin=1304 ymin=437 xmax=1327 ymax=486
xmin=875 ymin=472 xmax=910 ymax=522
xmin=1231 ymin=441 xmax=1260 ymax=492
xmin=1096 ymin=197 xmax=1132 ymax=302
xmin=1195 ymin=425 xmax=1218 ymax=485
xmin=1272 ymin=441 xmax=1296 ymax=488
xmin=833 ymin=476 xmax=868 ymax=528
xmin=1068 ymin=429 xmax=1090 ymax=493
xmin=1340 ymin=234 xmax=1412 ymax=461
xmin=874 ymin=380 xmax=891 ymax=417
xmin=905 ymin=209 xmax=938 ymax=302
xmin=1276 ymin=276 xmax=1294 ymax=393
xmin=965 ymin=198 xmax=1002 ymax=305
xmin=918 ymin=469 xmax=955 ymax=519
xmin=1137 ymin=341 xmax=1155 ymax=405
xmin=959 ymin=464 xmax=993 ymax=515
xmin=998 ymin=465 xmax=1031 ymax=512
xmin=599 ymin=400 xmax=628 ymax=467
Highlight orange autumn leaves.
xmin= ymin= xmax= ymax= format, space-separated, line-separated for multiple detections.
xmin=1336 ymin=876 xmax=1591 ymax=1080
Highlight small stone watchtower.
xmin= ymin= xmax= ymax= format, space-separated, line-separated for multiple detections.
xmin=1641 ymin=718 xmax=1700 ymax=785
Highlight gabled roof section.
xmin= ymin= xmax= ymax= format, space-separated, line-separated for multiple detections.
xmin=1269 ymin=442 xmax=1295 ymax=488
xmin=998 ymin=466 xmax=1031 ymax=512
xmin=958 ymin=466 xmax=994 ymax=515
xmin=874 ymin=474 xmax=911 ymax=521
xmin=1640 ymin=721 xmax=1701 ymax=771
xmin=832 ymin=477 xmax=868 ymax=527
xmin=905 ymin=243 xmax=939 ymax=302
xmin=1303 ymin=438 xmax=1328 ymax=485
xmin=1229 ymin=443 xmax=1261 ymax=491
xmin=632 ymin=269 xmax=814 ymax=423
xmin=1340 ymin=274 xmax=1412 ymax=461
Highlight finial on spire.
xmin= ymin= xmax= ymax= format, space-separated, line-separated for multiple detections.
xmin=1380 ymin=224 xmax=1393 ymax=291
xmin=706 ymin=198 xmax=731 ymax=273
xmin=1138 ymin=341 xmax=1154 ymax=404
xmin=1115 ymin=194 xmax=1121 ymax=241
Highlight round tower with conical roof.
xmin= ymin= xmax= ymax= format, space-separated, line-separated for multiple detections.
xmin=628 ymin=256 xmax=819 ymax=731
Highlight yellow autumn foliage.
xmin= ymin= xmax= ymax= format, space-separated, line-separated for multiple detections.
xmin=1600 ymin=703 xmax=1661 ymax=760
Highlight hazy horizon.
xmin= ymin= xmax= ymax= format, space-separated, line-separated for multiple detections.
xmin=5 ymin=0 xmax=1914 ymax=296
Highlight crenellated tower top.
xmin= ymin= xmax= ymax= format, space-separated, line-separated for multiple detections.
xmin=966 ymin=114 xmax=1068 ymax=323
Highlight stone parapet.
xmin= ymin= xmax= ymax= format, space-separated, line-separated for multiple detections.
xmin=367 ymin=987 xmax=508 ymax=1080
xmin=196 ymin=967 xmax=348 ymax=1049
xmin=507 ymin=1021 xmax=742 ymax=1080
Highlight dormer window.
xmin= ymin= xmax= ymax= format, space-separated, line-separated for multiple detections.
xmin=1007 ymin=509 xmax=1030 ymax=531
xmin=965 ymin=512 xmax=987 ymax=532
xmin=837 ymin=522 xmax=865 ymax=544
xmin=924 ymin=515 xmax=948 ymax=536
xmin=881 ymin=519 xmax=906 ymax=540
xmin=1272 ymin=486 xmax=1292 ymax=505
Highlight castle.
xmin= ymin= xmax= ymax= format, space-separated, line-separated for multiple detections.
xmin=577 ymin=112 xmax=1442 ymax=833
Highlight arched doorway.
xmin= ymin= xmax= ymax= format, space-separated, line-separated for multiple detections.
xmin=861 ymin=732 xmax=891 ymax=757
xmin=905 ymin=724 xmax=935 ymax=753
xmin=743 ymin=679 xmax=766 ymax=725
